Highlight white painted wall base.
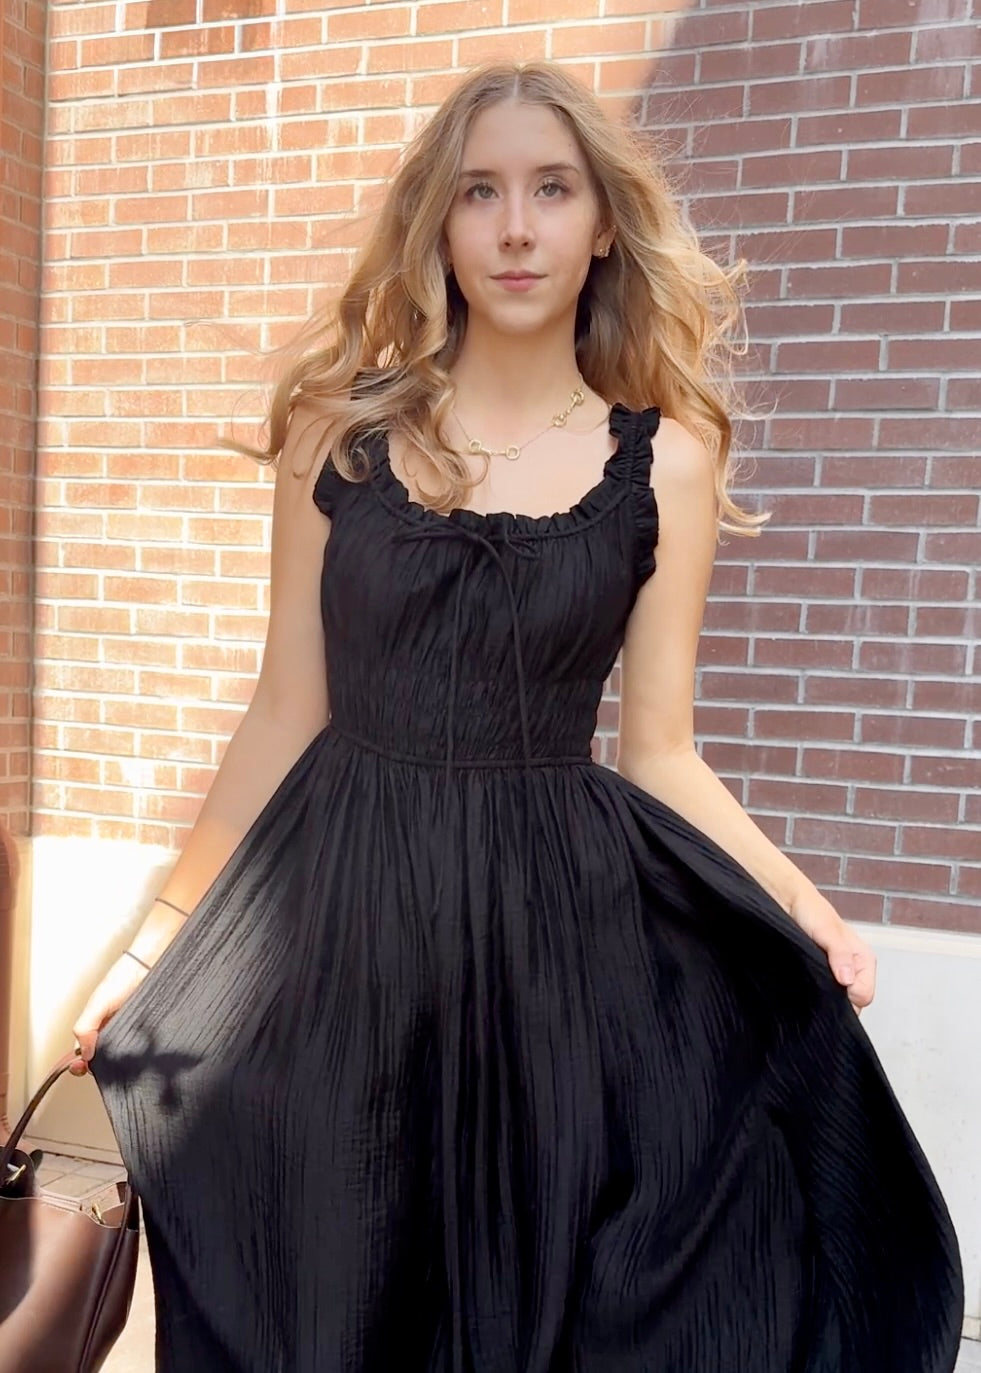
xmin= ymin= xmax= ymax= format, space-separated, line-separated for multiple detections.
xmin=859 ymin=922 xmax=981 ymax=1328
xmin=11 ymin=837 xmax=981 ymax=1324
xmin=12 ymin=836 xmax=174 ymax=1158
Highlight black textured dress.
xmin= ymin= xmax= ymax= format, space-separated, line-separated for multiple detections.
xmin=92 ymin=402 xmax=963 ymax=1372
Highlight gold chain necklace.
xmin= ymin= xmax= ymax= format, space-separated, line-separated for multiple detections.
xmin=452 ymin=374 xmax=586 ymax=462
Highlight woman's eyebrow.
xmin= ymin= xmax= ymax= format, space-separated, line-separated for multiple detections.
xmin=457 ymin=162 xmax=582 ymax=179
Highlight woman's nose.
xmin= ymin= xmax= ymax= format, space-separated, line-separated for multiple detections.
xmin=499 ymin=195 xmax=534 ymax=247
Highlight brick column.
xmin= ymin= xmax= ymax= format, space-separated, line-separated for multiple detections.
xmin=0 ymin=0 xmax=46 ymax=1135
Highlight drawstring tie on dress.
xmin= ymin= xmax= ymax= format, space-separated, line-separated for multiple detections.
xmin=395 ymin=520 xmax=541 ymax=893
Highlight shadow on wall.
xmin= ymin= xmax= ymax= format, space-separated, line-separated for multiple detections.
xmin=636 ymin=0 xmax=981 ymax=936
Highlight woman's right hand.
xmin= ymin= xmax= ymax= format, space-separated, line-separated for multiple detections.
xmin=70 ymin=954 xmax=150 ymax=1075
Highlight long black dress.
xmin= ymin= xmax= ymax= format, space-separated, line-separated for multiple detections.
xmin=92 ymin=401 xmax=963 ymax=1372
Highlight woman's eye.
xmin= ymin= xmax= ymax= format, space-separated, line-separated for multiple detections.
xmin=464 ymin=180 xmax=569 ymax=201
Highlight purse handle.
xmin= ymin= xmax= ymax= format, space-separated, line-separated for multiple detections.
xmin=0 ymin=1049 xmax=81 ymax=1175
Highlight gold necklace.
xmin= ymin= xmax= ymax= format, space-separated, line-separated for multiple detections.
xmin=452 ymin=374 xmax=586 ymax=461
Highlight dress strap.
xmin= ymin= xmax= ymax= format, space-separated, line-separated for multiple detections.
xmin=312 ymin=428 xmax=379 ymax=520
xmin=608 ymin=400 xmax=660 ymax=441
xmin=312 ymin=460 xmax=343 ymax=519
xmin=610 ymin=403 xmax=661 ymax=588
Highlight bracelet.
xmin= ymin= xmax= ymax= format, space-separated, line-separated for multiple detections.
xmin=123 ymin=949 xmax=151 ymax=972
xmin=153 ymin=896 xmax=191 ymax=919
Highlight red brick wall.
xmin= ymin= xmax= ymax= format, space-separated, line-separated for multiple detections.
xmin=0 ymin=0 xmax=45 ymax=836
xmin=29 ymin=0 xmax=980 ymax=932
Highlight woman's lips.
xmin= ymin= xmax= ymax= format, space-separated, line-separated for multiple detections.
xmin=492 ymin=275 xmax=542 ymax=292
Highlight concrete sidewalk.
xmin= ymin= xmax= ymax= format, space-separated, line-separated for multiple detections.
xmin=36 ymin=1150 xmax=979 ymax=1372
xmin=103 ymin=1230 xmax=154 ymax=1373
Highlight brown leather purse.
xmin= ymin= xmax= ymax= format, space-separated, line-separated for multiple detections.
xmin=0 ymin=1050 xmax=140 ymax=1373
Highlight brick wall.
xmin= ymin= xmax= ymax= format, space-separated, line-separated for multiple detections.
xmin=29 ymin=0 xmax=980 ymax=932
xmin=0 ymin=0 xmax=45 ymax=836
xmin=659 ymin=0 xmax=980 ymax=933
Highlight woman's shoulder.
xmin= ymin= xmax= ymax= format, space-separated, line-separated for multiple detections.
xmin=646 ymin=413 xmax=714 ymax=494
xmin=281 ymin=397 xmax=341 ymax=479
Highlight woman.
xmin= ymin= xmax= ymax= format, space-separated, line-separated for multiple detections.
xmin=75 ymin=62 xmax=962 ymax=1371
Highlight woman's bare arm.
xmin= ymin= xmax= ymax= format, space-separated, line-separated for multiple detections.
xmin=126 ymin=399 xmax=338 ymax=965
xmin=617 ymin=418 xmax=875 ymax=1006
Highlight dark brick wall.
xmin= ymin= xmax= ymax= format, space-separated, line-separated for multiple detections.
xmin=625 ymin=0 xmax=980 ymax=932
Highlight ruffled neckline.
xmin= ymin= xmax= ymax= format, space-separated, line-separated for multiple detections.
xmin=370 ymin=400 xmax=658 ymax=539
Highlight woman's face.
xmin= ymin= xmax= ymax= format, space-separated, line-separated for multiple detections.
xmin=442 ymin=99 xmax=612 ymax=339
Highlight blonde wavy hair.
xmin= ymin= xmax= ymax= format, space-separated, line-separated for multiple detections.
xmin=220 ymin=60 xmax=768 ymax=535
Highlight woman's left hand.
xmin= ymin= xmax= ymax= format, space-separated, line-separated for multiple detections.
xmin=787 ymin=886 xmax=877 ymax=1014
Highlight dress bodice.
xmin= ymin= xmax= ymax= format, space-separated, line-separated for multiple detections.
xmin=312 ymin=401 xmax=662 ymax=768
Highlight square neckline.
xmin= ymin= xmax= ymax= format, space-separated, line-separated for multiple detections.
xmin=372 ymin=401 xmax=640 ymax=536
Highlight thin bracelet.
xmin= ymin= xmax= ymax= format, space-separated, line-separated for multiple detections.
xmin=153 ymin=896 xmax=191 ymax=919
xmin=123 ymin=949 xmax=151 ymax=972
